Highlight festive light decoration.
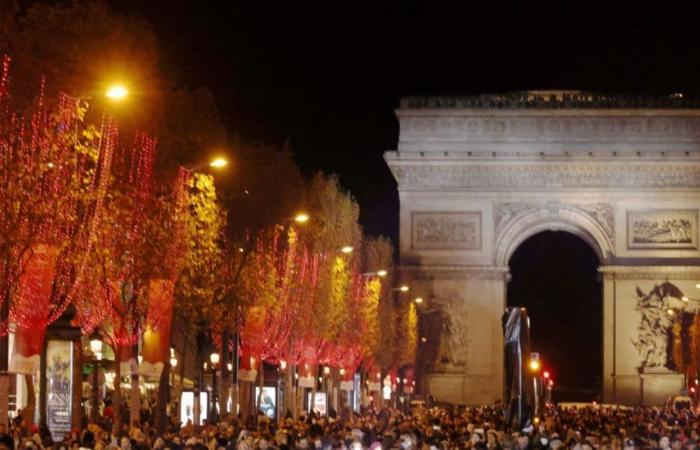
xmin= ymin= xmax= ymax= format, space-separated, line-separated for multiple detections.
xmin=235 ymin=222 xmax=411 ymax=397
xmin=0 ymin=55 xmax=113 ymax=340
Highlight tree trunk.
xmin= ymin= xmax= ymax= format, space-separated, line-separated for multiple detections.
xmin=238 ymin=381 xmax=249 ymax=419
xmin=24 ymin=374 xmax=35 ymax=430
xmin=71 ymin=342 xmax=82 ymax=431
xmin=220 ymin=334 xmax=228 ymax=416
xmin=331 ymin=369 xmax=339 ymax=413
xmin=179 ymin=346 xmax=186 ymax=407
xmin=296 ymin=383 xmax=303 ymax=418
xmin=113 ymin=345 xmax=122 ymax=433
xmin=285 ymin=366 xmax=294 ymax=418
xmin=154 ymin=362 xmax=169 ymax=432
xmin=311 ymin=376 xmax=318 ymax=415
xmin=256 ymin=364 xmax=264 ymax=413
xmin=129 ymin=373 xmax=139 ymax=426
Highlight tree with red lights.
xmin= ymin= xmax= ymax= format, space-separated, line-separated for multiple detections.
xmin=0 ymin=55 xmax=117 ymax=427
xmin=73 ymin=136 xmax=187 ymax=431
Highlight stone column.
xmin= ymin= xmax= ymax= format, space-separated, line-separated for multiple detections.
xmin=403 ymin=265 xmax=507 ymax=405
xmin=601 ymin=269 xmax=615 ymax=403
xmin=600 ymin=266 xmax=700 ymax=405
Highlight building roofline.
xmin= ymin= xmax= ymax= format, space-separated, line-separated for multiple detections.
xmin=400 ymin=91 xmax=700 ymax=110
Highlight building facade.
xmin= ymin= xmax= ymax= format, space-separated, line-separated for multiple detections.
xmin=384 ymin=92 xmax=700 ymax=405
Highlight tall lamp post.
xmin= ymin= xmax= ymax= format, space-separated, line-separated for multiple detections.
xmin=169 ymin=350 xmax=178 ymax=414
xmin=209 ymin=352 xmax=220 ymax=423
xmin=89 ymin=331 xmax=103 ymax=423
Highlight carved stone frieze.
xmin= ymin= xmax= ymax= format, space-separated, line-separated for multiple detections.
xmin=411 ymin=212 xmax=481 ymax=250
xmin=429 ymin=295 xmax=470 ymax=367
xmin=494 ymin=203 xmax=539 ymax=236
xmin=576 ymin=204 xmax=615 ymax=237
xmin=494 ymin=202 xmax=614 ymax=246
xmin=399 ymin=116 xmax=700 ymax=141
xmin=395 ymin=165 xmax=700 ymax=190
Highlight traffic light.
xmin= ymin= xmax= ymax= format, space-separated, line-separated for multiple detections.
xmin=529 ymin=352 xmax=541 ymax=372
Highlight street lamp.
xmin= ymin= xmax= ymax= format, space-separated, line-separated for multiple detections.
xmin=105 ymin=84 xmax=128 ymax=101
xmin=362 ymin=269 xmax=388 ymax=278
xmin=529 ymin=352 xmax=541 ymax=372
xmin=169 ymin=352 xmax=178 ymax=408
xmin=89 ymin=333 xmax=103 ymax=360
xmin=209 ymin=157 xmax=228 ymax=168
xmin=340 ymin=245 xmax=354 ymax=254
xmin=294 ymin=212 xmax=310 ymax=224
xmin=186 ymin=157 xmax=229 ymax=172
xmin=414 ymin=297 xmax=424 ymax=304
xmin=529 ymin=358 xmax=540 ymax=372
xmin=89 ymin=330 xmax=103 ymax=423
xmin=209 ymin=352 xmax=220 ymax=423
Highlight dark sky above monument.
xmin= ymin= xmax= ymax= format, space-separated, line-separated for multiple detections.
xmin=106 ymin=1 xmax=700 ymax=398
xmin=108 ymin=1 xmax=700 ymax=241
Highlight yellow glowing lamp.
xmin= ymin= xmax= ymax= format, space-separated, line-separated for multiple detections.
xmin=377 ymin=270 xmax=388 ymax=277
xmin=529 ymin=359 xmax=541 ymax=372
xmin=89 ymin=337 xmax=103 ymax=355
xmin=341 ymin=245 xmax=354 ymax=254
xmin=105 ymin=85 xmax=128 ymax=100
xmin=399 ymin=285 xmax=410 ymax=292
xmin=209 ymin=157 xmax=228 ymax=168
xmin=414 ymin=297 xmax=424 ymax=304
xmin=294 ymin=212 xmax=310 ymax=224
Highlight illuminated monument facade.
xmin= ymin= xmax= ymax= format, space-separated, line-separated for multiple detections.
xmin=385 ymin=92 xmax=700 ymax=405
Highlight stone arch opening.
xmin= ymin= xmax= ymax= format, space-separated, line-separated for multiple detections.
xmin=507 ymin=230 xmax=602 ymax=401
xmin=494 ymin=206 xmax=613 ymax=267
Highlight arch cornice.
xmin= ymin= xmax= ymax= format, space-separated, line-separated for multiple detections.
xmin=494 ymin=205 xmax=614 ymax=266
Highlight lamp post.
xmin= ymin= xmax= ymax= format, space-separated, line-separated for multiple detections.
xmin=185 ymin=157 xmax=229 ymax=172
xmin=170 ymin=349 xmax=178 ymax=412
xmin=89 ymin=330 xmax=103 ymax=424
xmin=209 ymin=352 xmax=220 ymax=423
xmin=529 ymin=352 xmax=542 ymax=418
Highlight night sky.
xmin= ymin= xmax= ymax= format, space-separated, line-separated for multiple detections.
xmin=105 ymin=2 xmax=700 ymax=398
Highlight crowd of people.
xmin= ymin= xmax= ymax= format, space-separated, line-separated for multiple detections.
xmin=2 ymin=400 xmax=700 ymax=450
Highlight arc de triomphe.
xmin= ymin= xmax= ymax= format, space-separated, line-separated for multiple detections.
xmin=385 ymin=92 xmax=700 ymax=405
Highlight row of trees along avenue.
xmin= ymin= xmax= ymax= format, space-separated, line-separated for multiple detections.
xmin=0 ymin=0 xmax=418 ymax=434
